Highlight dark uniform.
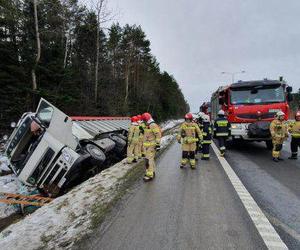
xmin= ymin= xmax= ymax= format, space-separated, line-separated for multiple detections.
xmin=289 ymin=116 xmax=300 ymax=159
xmin=214 ymin=114 xmax=231 ymax=157
xmin=201 ymin=121 xmax=212 ymax=160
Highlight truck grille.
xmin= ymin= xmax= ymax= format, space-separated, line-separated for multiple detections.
xmin=28 ymin=148 xmax=54 ymax=185
xmin=43 ymin=164 xmax=60 ymax=186
xmin=52 ymin=168 xmax=67 ymax=186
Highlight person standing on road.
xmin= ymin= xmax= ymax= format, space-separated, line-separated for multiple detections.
xmin=270 ymin=111 xmax=288 ymax=162
xmin=288 ymin=111 xmax=300 ymax=160
xmin=201 ymin=114 xmax=212 ymax=160
xmin=137 ymin=114 xmax=145 ymax=158
xmin=127 ymin=116 xmax=140 ymax=163
xmin=142 ymin=112 xmax=161 ymax=181
xmin=177 ymin=113 xmax=203 ymax=169
xmin=194 ymin=113 xmax=204 ymax=154
xmin=214 ymin=110 xmax=231 ymax=157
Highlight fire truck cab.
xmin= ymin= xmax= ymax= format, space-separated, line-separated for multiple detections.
xmin=211 ymin=79 xmax=293 ymax=148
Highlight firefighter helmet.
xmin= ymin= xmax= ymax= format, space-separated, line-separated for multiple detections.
xmin=131 ymin=116 xmax=138 ymax=123
xmin=142 ymin=112 xmax=152 ymax=122
xmin=218 ymin=110 xmax=225 ymax=116
xmin=185 ymin=113 xmax=193 ymax=120
xmin=295 ymin=111 xmax=300 ymax=121
xmin=275 ymin=111 xmax=285 ymax=118
xmin=137 ymin=114 xmax=142 ymax=121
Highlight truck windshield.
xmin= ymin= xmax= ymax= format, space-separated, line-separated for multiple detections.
xmin=230 ymin=85 xmax=285 ymax=105
xmin=36 ymin=101 xmax=54 ymax=127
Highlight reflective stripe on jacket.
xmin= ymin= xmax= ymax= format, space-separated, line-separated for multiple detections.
xmin=289 ymin=121 xmax=300 ymax=138
xmin=143 ymin=122 xmax=162 ymax=147
xmin=214 ymin=117 xmax=231 ymax=137
xmin=177 ymin=121 xmax=203 ymax=144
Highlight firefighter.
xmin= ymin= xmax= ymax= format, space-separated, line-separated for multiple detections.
xmin=201 ymin=114 xmax=212 ymax=160
xmin=270 ymin=111 xmax=288 ymax=162
xmin=214 ymin=110 xmax=231 ymax=157
xmin=288 ymin=111 xmax=300 ymax=159
xmin=142 ymin=112 xmax=161 ymax=181
xmin=127 ymin=116 xmax=140 ymax=163
xmin=177 ymin=113 xmax=203 ymax=169
xmin=194 ymin=113 xmax=204 ymax=154
xmin=137 ymin=114 xmax=145 ymax=158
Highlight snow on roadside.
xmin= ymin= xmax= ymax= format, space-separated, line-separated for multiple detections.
xmin=0 ymin=122 xmax=179 ymax=250
xmin=0 ymin=155 xmax=10 ymax=173
xmin=0 ymin=174 xmax=20 ymax=219
xmin=0 ymin=155 xmax=20 ymax=219
xmin=161 ymin=119 xmax=183 ymax=132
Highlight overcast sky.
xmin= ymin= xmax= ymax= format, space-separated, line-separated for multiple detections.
xmin=105 ymin=0 xmax=300 ymax=111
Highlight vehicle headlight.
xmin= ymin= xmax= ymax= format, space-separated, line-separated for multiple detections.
xmin=231 ymin=124 xmax=242 ymax=129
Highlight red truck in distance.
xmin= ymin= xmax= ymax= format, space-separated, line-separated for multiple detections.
xmin=210 ymin=79 xmax=293 ymax=149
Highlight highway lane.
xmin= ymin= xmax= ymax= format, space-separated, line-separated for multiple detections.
xmin=225 ymin=139 xmax=300 ymax=249
xmin=77 ymin=142 xmax=266 ymax=250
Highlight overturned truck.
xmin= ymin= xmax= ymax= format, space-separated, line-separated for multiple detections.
xmin=4 ymin=99 xmax=129 ymax=196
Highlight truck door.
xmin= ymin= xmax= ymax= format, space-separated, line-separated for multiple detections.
xmin=35 ymin=98 xmax=77 ymax=150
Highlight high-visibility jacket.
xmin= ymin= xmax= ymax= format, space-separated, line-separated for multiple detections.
xmin=177 ymin=122 xmax=202 ymax=144
xmin=270 ymin=119 xmax=288 ymax=144
xmin=288 ymin=121 xmax=300 ymax=138
xmin=202 ymin=122 xmax=212 ymax=144
xmin=128 ymin=123 xmax=140 ymax=144
xmin=214 ymin=117 xmax=231 ymax=137
xmin=143 ymin=122 xmax=161 ymax=148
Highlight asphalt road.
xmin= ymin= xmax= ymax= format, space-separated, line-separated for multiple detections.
xmin=225 ymin=139 xmax=300 ymax=249
xmin=79 ymin=142 xmax=267 ymax=250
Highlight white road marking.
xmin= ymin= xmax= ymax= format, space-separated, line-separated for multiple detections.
xmin=211 ymin=142 xmax=288 ymax=250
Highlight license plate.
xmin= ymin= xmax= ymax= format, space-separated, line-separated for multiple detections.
xmin=269 ymin=109 xmax=281 ymax=113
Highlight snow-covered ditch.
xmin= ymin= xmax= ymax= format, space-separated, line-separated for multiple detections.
xmin=0 ymin=121 xmax=180 ymax=250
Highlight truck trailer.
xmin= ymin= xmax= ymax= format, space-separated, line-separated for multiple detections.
xmin=4 ymin=98 xmax=129 ymax=196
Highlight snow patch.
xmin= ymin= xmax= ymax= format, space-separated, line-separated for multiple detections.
xmin=161 ymin=119 xmax=183 ymax=132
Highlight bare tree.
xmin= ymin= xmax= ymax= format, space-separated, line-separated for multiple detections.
xmin=90 ymin=0 xmax=114 ymax=104
xmin=31 ymin=0 xmax=40 ymax=91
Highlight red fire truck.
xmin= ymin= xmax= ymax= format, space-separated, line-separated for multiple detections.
xmin=211 ymin=79 xmax=293 ymax=149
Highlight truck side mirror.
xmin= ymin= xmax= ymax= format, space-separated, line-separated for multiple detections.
xmin=286 ymin=86 xmax=293 ymax=93
xmin=287 ymin=93 xmax=293 ymax=102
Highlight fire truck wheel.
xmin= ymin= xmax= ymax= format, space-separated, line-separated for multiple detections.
xmin=85 ymin=144 xmax=106 ymax=163
xmin=265 ymin=140 xmax=273 ymax=150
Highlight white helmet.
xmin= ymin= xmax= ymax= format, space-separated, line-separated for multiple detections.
xmin=203 ymin=114 xmax=210 ymax=122
xmin=275 ymin=111 xmax=285 ymax=118
xmin=218 ymin=110 xmax=225 ymax=116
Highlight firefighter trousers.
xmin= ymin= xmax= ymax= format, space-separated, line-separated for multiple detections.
xmin=291 ymin=137 xmax=300 ymax=156
xmin=201 ymin=143 xmax=210 ymax=159
xmin=127 ymin=142 xmax=140 ymax=163
xmin=145 ymin=146 xmax=156 ymax=177
xmin=217 ymin=136 xmax=227 ymax=156
xmin=272 ymin=140 xmax=283 ymax=158
xmin=181 ymin=143 xmax=197 ymax=167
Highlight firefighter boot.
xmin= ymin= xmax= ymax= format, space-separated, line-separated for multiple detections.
xmin=289 ymin=152 xmax=298 ymax=160
xmin=143 ymin=170 xmax=154 ymax=182
xmin=190 ymin=159 xmax=196 ymax=169
xmin=180 ymin=158 xmax=188 ymax=169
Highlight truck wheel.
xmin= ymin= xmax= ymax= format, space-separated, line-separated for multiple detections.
xmin=85 ymin=144 xmax=106 ymax=163
xmin=265 ymin=141 xmax=273 ymax=150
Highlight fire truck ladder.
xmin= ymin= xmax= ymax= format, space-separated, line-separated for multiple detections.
xmin=0 ymin=192 xmax=53 ymax=207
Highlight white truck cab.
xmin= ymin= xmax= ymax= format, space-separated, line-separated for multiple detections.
xmin=5 ymin=99 xmax=129 ymax=196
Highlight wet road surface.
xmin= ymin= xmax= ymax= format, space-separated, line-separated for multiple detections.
xmin=79 ymin=143 xmax=267 ymax=250
xmin=226 ymin=139 xmax=300 ymax=249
